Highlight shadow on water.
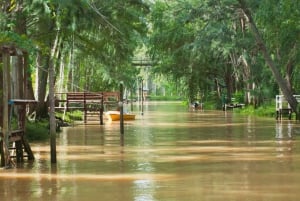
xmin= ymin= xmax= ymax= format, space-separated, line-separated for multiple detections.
xmin=1 ymin=101 xmax=300 ymax=201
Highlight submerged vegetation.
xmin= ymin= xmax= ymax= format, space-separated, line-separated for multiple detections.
xmin=237 ymin=104 xmax=276 ymax=118
xmin=25 ymin=111 xmax=83 ymax=141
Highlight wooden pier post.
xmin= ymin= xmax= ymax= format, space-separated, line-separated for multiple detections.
xmin=49 ymin=48 xmax=57 ymax=164
xmin=84 ymin=92 xmax=87 ymax=123
xmin=1 ymin=48 xmax=11 ymax=167
xmin=141 ymin=79 xmax=144 ymax=115
xmin=100 ymin=92 xmax=104 ymax=125
xmin=120 ymin=82 xmax=124 ymax=135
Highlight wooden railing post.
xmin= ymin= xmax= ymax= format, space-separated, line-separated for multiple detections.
xmin=100 ymin=92 xmax=104 ymax=125
xmin=120 ymin=83 xmax=124 ymax=135
xmin=1 ymin=48 xmax=11 ymax=167
xmin=84 ymin=92 xmax=87 ymax=123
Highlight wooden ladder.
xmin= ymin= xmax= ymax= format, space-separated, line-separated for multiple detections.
xmin=1 ymin=130 xmax=34 ymax=166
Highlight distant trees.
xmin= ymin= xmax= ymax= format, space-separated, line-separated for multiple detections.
xmin=148 ymin=0 xmax=299 ymax=113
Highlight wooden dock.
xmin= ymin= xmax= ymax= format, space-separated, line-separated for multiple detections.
xmin=276 ymin=95 xmax=300 ymax=120
xmin=55 ymin=92 xmax=120 ymax=124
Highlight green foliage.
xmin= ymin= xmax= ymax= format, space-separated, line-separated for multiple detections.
xmin=1 ymin=0 xmax=299 ymax=114
xmin=25 ymin=110 xmax=83 ymax=141
xmin=54 ymin=110 xmax=83 ymax=122
xmin=62 ymin=0 xmax=150 ymax=91
xmin=0 ymin=31 xmax=36 ymax=52
xmin=233 ymin=91 xmax=244 ymax=103
xmin=148 ymin=0 xmax=299 ymax=108
xmin=148 ymin=0 xmax=252 ymax=103
xmin=26 ymin=120 xmax=49 ymax=141
xmin=237 ymin=103 xmax=276 ymax=118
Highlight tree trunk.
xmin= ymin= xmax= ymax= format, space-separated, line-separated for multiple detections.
xmin=238 ymin=0 xmax=299 ymax=119
xmin=224 ymin=63 xmax=233 ymax=103
xmin=35 ymin=52 xmax=49 ymax=119
xmin=25 ymin=53 xmax=36 ymax=112
xmin=49 ymin=30 xmax=61 ymax=164
xmin=239 ymin=54 xmax=252 ymax=105
xmin=285 ymin=58 xmax=294 ymax=93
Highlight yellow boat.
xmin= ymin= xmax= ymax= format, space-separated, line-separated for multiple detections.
xmin=106 ymin=111 xmax=136 ymax=121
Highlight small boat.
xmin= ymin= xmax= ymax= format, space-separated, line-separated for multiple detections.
xmin=106 ymin=111 xmax=136 ymax=121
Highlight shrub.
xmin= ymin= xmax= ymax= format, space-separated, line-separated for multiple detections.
xmin=26 ymin=120 xmax=49 ymax=141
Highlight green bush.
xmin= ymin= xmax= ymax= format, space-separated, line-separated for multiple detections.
xmin=233 ymin=91 xmax=244 ymax=103
xmin=68 ymin=110 xmax=83 ymax=121
xmin=26 ymin=120 xmax=49 ymax=141
xmin=237 ymin=104 xmax=276 ymax=118
xmin=55 ymin=110 xmax=83 ymax=122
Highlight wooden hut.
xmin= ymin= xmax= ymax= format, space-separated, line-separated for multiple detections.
xmin=0 ymin=45 xmax=35 ymax=167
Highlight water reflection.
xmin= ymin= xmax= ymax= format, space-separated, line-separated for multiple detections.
xmin=133 ymin=179 xmax=156 ymax=201
xmin=275 ymin=121 xmax=294 ymax=162
xmin=275 ymin=121 xmax=293 ymax=139
xmin=1 ymin=102 xmax=300 ymax=201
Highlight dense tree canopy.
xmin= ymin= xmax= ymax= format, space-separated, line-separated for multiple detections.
xmin=148 ymin=0 xmax=299 ymax=111
xmin=0 ymin=0 xmax=299 ymax=116
xmin=1 ymin=0 xmax=150 ymax=117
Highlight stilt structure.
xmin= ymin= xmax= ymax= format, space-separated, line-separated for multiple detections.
xmin=0 ymin=45 xmax=36 ymax=167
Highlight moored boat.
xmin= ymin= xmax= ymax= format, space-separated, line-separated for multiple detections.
xmin=106 ymin=111 xmax=136 ymax=121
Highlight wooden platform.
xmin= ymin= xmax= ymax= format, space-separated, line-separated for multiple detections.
xmin=55 ymin=92 xmax=120 ymax=124
xmin=223 ymin=103 xmax=245 ymax=111
xmin=275 ymin=95 xmax=300 ymax=120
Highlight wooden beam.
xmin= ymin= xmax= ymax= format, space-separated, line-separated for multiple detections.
xmin=2 ymin=47 xmax=11 ymax=167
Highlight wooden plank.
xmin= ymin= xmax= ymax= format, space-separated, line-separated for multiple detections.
xmin=0 ymin=130 xmax=24 ymax=142
xmin=67 ymin=92 xmax=102 ymax=101
xmin=9 ymin=99 xmax=37 ymax=105
xmin=8 ymin=135 xmax=22 ymax=142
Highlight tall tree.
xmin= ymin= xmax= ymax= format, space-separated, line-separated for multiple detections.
xmin=148 ymin=0 xmax=299 ymax=112
xmin=237 ymin=0 xmax=300 ymax=118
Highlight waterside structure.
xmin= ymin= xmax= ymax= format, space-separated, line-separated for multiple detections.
xmin=0 ymin=45 xmax=36 ymax=168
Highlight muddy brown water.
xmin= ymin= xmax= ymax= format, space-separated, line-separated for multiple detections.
xmin=1 ymin=101 xmax=300 ymax=201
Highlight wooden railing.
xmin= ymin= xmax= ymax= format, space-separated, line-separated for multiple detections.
xmin=275 ymin=95 xmax=300 ymax=120
xmin=55 ymin=92 xmax=120 ymax=123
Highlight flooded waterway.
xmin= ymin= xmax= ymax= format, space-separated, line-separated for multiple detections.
xmin=1 ymin=101 xmax=300 ymax=201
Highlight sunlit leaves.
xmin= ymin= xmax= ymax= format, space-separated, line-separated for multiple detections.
xmin=148 ymin=0 xmax=300 ymax=103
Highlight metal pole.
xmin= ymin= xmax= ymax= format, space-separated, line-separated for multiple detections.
xmin=138 ymin=78 xmax=141 ymax=111
xmin=130 ymin=88 xmax=133 ymax=112
xmin=120 ymin=82 xmax=124 ymax=135
xmin=141 ymin=79 xmax=144 ymax=115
